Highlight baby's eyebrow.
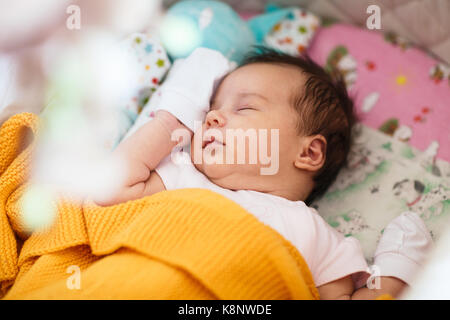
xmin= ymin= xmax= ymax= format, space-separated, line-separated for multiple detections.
xmin=209 ymin=101 xmax=219 ymax=110
xmin=237 ymin=92 xmax=269 ymax=102
xmin=210 ymin=92 xmax=269 ymax=109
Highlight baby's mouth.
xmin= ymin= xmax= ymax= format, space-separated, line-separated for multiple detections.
xmin=202 ymin=136 xmax=225 ymax=149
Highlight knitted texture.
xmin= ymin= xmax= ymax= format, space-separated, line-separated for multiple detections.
xmin=0 ymin=113 xmax=320 ymax=300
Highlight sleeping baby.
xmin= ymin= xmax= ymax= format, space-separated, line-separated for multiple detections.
xmin=97 ymin=48 xmax=432 ymax=299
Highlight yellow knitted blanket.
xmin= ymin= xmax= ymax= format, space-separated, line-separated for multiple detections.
xmin=0 ymin=113 xmax=319 ymax=300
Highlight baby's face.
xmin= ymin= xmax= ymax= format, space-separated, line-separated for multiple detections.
xmin=190 ymin=63 xmax=306 ymax=192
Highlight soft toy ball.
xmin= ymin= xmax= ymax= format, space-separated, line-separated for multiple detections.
xmin=159 ymin=0 xmax=255 ymax=64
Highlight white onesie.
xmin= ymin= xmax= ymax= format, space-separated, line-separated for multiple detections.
xmin=155 ymin=151 xmax=369 ymax=287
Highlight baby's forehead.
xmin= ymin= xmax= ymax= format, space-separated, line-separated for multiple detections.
xmin=216 ymin=63 xmax=305 ymax=100
xmin=233 ymin=62 xmax=304 ymax=78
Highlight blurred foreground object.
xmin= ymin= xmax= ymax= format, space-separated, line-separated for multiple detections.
xmin=0 ymin=0 xmax=163 ymax=231
xmin=401 ymin=226 xmax=450 ymax=299
xmin=0 ymin=0 xmax=71 ymax=51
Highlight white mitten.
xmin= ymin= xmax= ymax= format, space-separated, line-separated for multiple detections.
xmin=145 ymin=47 xmax=234 ymax=132
xmin=373 ymin=211 xmax=433 ymax=286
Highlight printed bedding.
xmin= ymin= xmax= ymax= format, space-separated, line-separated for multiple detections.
xmin=303 ymin=23 xmax=450 ymax=262
xmin=237 ymin=5 xmax=450 ymax=262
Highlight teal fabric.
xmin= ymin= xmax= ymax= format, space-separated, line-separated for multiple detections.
xmin=247 ymin=5 xmax=293 ymax=44
xmin=160 ymin=1 xmax=301 ymax=65
xmin=160 ymin=0 xmax=255 ymax=64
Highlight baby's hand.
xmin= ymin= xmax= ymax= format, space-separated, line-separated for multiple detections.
xmin=373 ymin=211 xmax=433 ymax=286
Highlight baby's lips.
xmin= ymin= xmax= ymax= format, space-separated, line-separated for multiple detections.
xmin=202 ymin=136 xmax=215 ymax=148
xmin=202 ymin=132 xmax=226 ymax=149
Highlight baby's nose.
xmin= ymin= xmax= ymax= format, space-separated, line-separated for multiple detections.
xmin=205 ymin=110 xmax=226 ymax=128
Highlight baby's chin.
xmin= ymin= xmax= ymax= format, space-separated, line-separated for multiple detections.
xmin=193 ymin=159 xmax=229 ymax=181
xmin=191 ymin=156 xmax=241 ymax=190
xmin=194 ymin=160 xmax=269 ymax=195
xmin=189 ymin=143 xmax=264 ymax=191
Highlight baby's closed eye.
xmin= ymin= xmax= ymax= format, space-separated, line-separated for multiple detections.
xmin=236 ymin=105 xmax=258 ymax=112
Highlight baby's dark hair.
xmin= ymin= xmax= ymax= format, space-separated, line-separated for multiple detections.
xmin=241 ymin=47 xmax=358 ymax=206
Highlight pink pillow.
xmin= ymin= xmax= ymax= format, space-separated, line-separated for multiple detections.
xmin=307 ymin=24 xmax=450 ymax=162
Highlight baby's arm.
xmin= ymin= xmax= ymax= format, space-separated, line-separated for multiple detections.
xmin=95 ymin=110 xmax=190 ymax=206
xmin=95 ymin=48 xmax=232 ymax=206
xmin=318 ymin=211 xmax=432 ymax=300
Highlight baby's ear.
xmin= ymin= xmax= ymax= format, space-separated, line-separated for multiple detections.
xmin=294 ymin=135 xmax=326 ymax=172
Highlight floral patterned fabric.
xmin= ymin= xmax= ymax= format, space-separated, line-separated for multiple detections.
xmin=243 ymin=14 xmax=450 ymax=262
xmin=303 ymin=23 xmax=450 ymax=262
xmin=109 ymin=33 xmax=171 ymax=149
xmin=311 ymin=124 xmax=450 ymax=263
xmin=256 ymin=7 xmax=320 ymax=56
xmin=307 ymin=24 xmax=450 ymax=163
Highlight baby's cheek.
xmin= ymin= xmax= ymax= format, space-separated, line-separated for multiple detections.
xmin=270 ymin=128 xmax=295 ymax=164
xmin=258 ymin=129 xmax=276 ymax=159
xmin=190 ymin=137 xmax=200 ymax=162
